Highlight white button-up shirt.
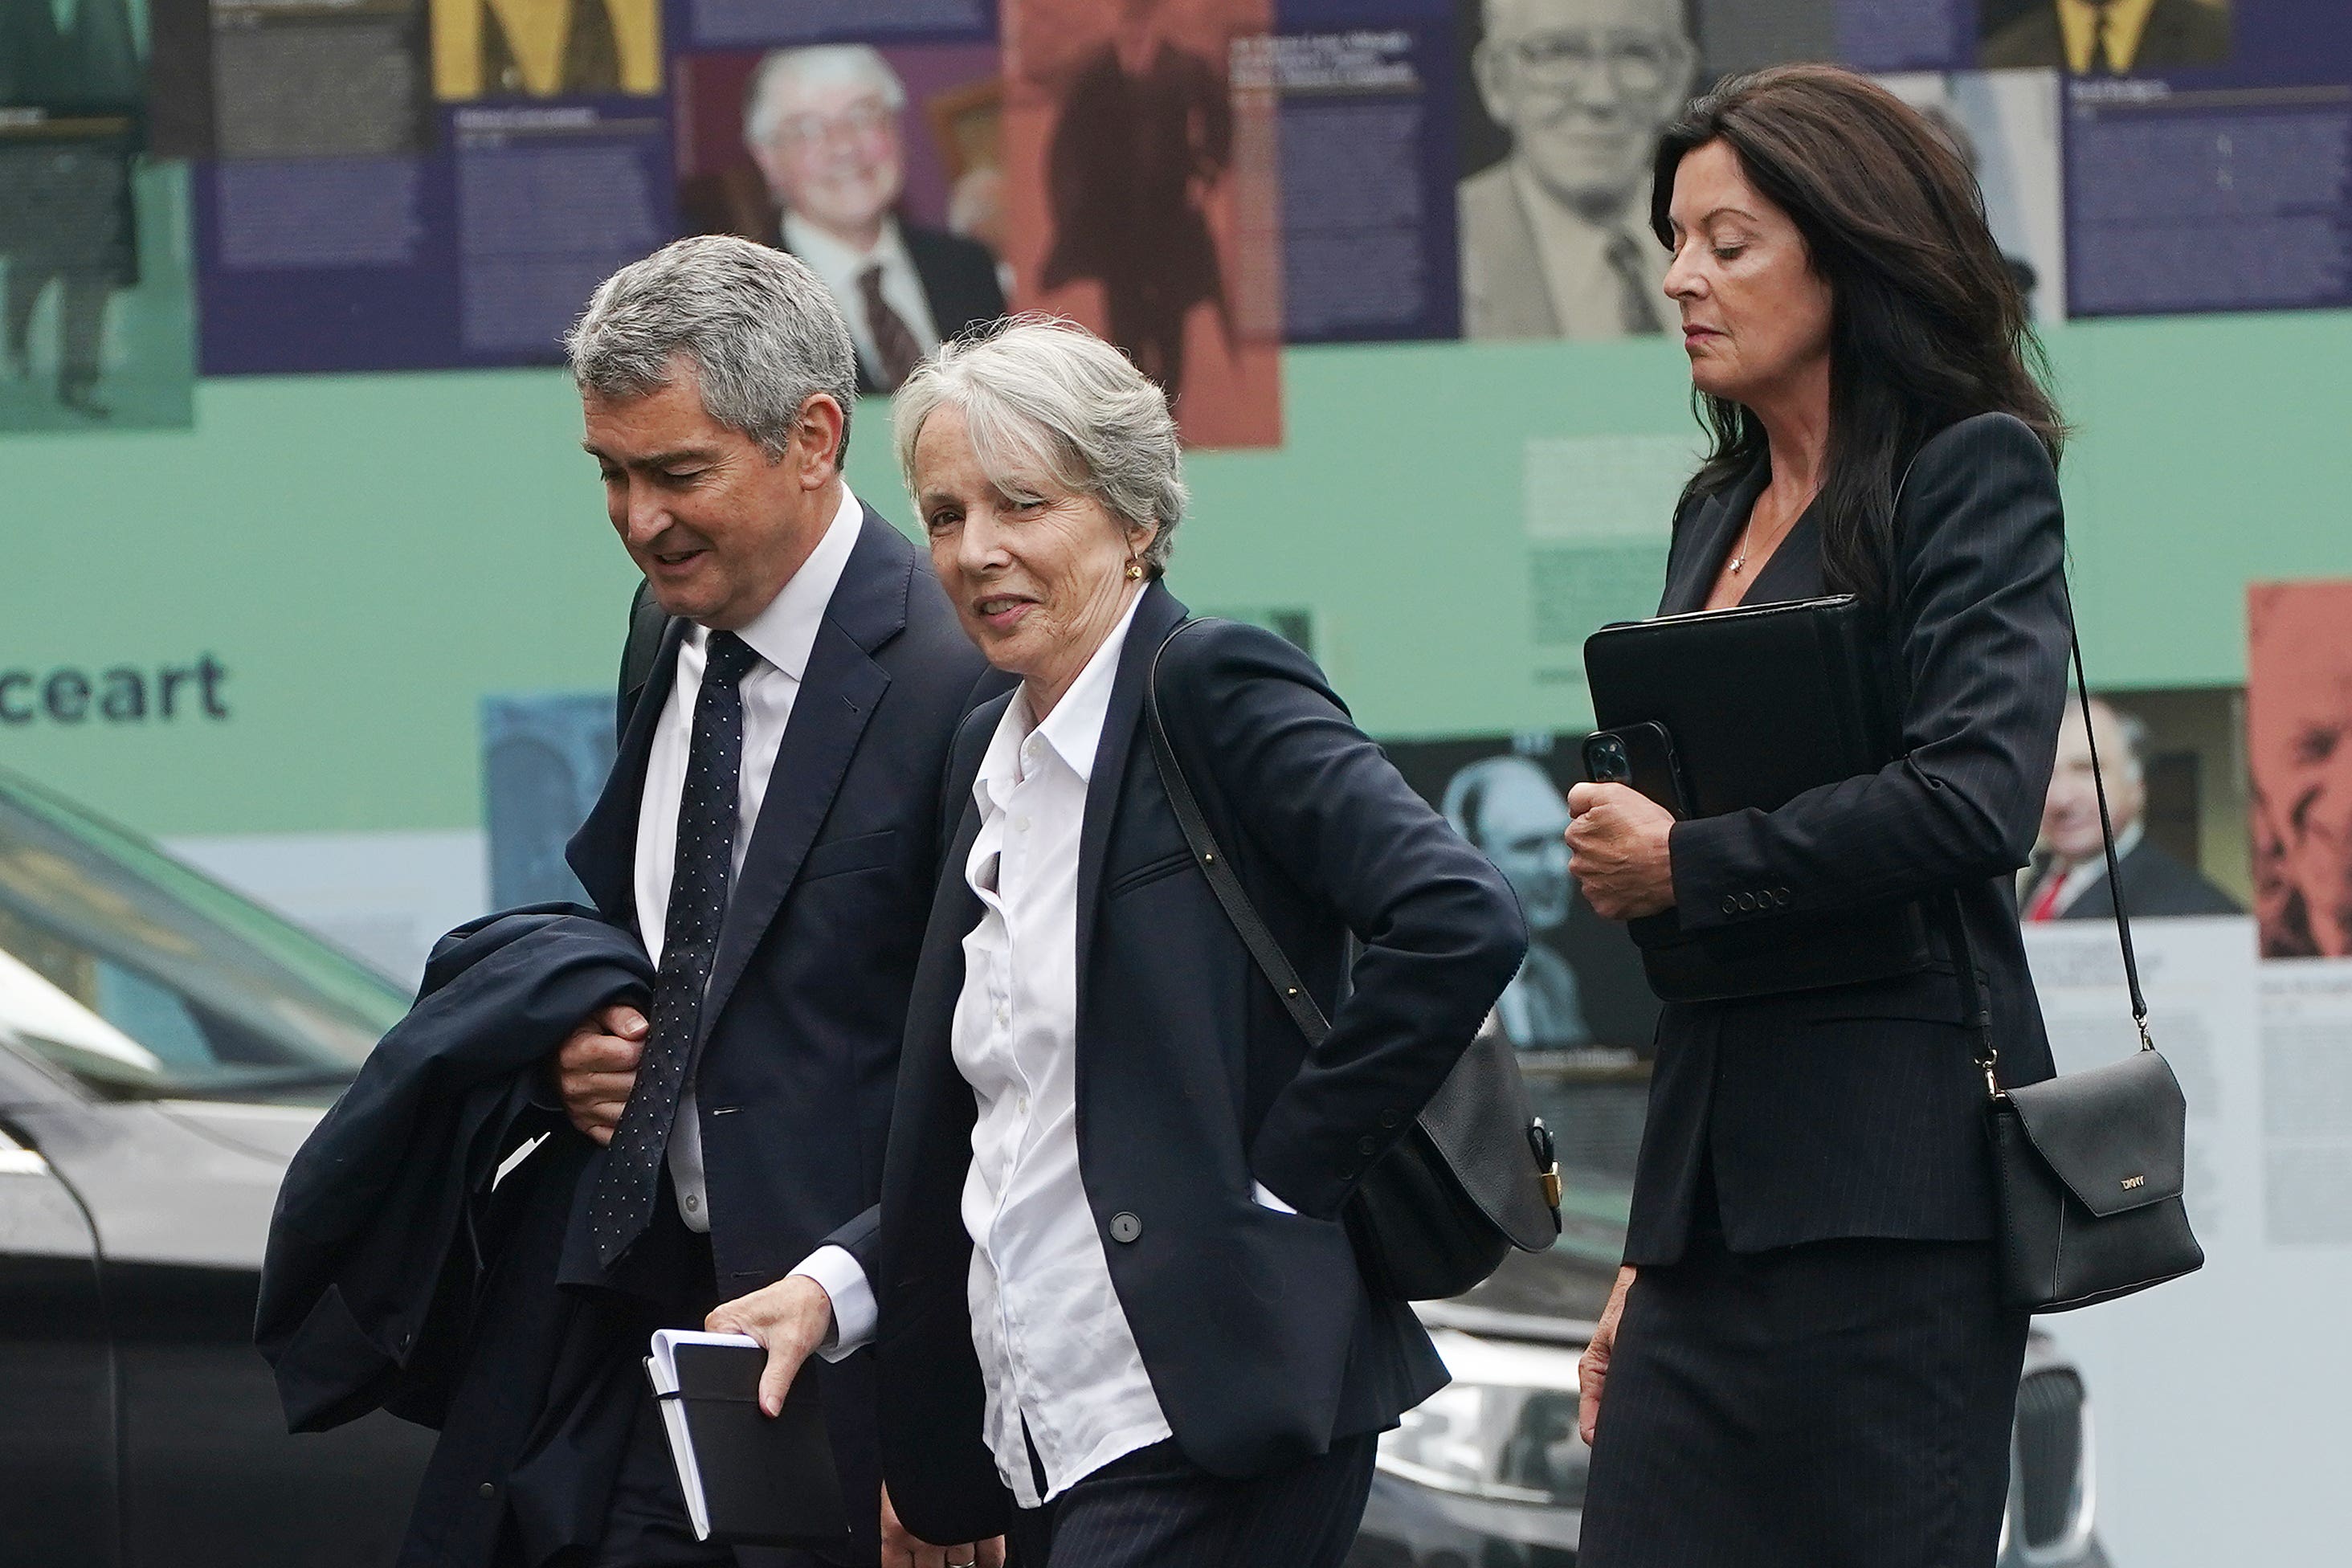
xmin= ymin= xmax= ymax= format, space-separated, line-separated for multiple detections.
xmin=634 ymin=486 xmax=863 ymax=1231
xmin=800 ymin=591 xmax=1206 ymax=1506
xmin=782 ymin=211 xmax=942 ymax=388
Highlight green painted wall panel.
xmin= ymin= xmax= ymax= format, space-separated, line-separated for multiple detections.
xmin=5 ymin=314 xmax=2350 ymax=838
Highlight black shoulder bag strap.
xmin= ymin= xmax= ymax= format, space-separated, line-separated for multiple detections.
xmin=1949 ymin=580 xmax=2150 ymax=1093
xmin=1143 ymin=619 xmax=1333 ymax=1047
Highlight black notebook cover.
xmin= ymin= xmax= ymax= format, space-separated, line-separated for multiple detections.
xmin=1582 ymin=595 xmax=1931 ymax=1000
xmin=647 ymin=1337 xmax=851 ymax=1550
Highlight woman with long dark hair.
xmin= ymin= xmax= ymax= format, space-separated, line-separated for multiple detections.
xmin=1562 ymin=65 xmax=2072 ymax=1566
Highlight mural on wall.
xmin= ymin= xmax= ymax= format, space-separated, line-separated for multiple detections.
xmin=6 ymin=0 xmax=2328 ymax=434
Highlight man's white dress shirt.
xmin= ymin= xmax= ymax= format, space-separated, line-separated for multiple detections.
xmin=634 ymin=485 xmax=863 ymax=1232
xmin=1512 ymin=161 xmax=1669 ymax=339
xmin=802 ymin=591 xmax=1305 ymax=1505
xmin=782 ymin=211 xmax=942 ymax=387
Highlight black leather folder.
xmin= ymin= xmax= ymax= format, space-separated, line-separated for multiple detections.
xmin=1582 ymin=594 xmax=1933 ymax=1001
xmin=645 ymin=1332 xmax=851 ymax=1550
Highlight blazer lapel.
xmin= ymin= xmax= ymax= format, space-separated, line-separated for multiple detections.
xmin=1658 ymin=463 xmax=1768 ymax=615
xmin=1072 ymin=582 xmax=1190 ymax=1012
xmin=696 ymin=509 xmax=912 ymax=1042
xmin=567 ymin=617 xmax=688 ymax=929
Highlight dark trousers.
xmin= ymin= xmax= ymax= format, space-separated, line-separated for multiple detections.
xmin=1006 ymin=1434 xmax=1374 ymax=1568
xmin=1578 ymin=1194 xmax=2027 ymax=1568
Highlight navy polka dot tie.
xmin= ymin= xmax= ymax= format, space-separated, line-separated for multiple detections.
xmin=590 ymin=629 xmax=762 ymax=1267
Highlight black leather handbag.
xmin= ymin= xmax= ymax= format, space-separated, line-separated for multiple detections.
xmin=1145 ymin=622 xmax=1563 ymax=1301
xmin=1959 ymin=619 xmax=2205 ymax=1313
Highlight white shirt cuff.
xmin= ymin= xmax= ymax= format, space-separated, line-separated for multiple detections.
xmin=790 ymin=1245 xmax=876 ymax=1362
xmin=1251 ymin=1181 xmax=1298 ymax=1215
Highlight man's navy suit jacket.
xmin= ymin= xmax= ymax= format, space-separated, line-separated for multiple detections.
xmin=566 ymin=504 xmax=995 ymax=1538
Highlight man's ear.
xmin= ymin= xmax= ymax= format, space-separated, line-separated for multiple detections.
xmin=791 ymin=394 xmax=847 ymax=487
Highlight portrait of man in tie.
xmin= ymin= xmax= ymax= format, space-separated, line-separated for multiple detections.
xmin=678 ymin=45 xmax=1008 ymax=396
xmin=1978 ymin=0 xmax=2232 ymax=76
xmin=1456 ymin=0 xmax=1697 ymax=342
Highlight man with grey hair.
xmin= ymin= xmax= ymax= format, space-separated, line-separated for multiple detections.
xmin=683 ymin=43 xmax=1004 ymax=394
xmin=402 ymin=234 xmax=998 ymax=1568
xmin=1460 ymin=0 xmax=1697 ymax=339
xmin=2024 ymin=694 xmax=2240 ymax=921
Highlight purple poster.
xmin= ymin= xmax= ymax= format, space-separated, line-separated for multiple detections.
xmin=1275 ymin=3 xmax=1461 ymax=343
xmin=2057 ymin=0 xmax=2352 ymax=317
xmin=198 ymin=101 xmax=672 ymax=374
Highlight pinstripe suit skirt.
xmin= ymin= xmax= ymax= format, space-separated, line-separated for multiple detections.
xmin=1578 ymin=1198 xmax=2029 ymax=1568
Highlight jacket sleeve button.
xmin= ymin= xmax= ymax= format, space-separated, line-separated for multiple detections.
xmin=478 ymin=1482 xmax=496 ymax=1500
xmin=1357 ymin=1135 xmax=1378 ymax=1155
xmin=1721 ymin=895 xmax=1739 ymax=916
xmin=1378 ymin=1109 xmax=1403 ymax=1129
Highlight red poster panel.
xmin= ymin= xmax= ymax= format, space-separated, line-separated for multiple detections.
xmin=2248 ymin=580 xmax=2352 ymax=959
xmin=1000 ymin=0 xmax=1284 ymax=449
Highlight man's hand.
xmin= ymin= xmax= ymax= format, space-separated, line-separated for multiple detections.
xmin=553 ymin=1002 xmax=647 ymax=1145
xmin=705 ymin=1275 xmax=835 ymax=1419
xmin=1578 ymin=1264 xmax=1637 ymax=1446
xmin=1566 ymin=782 xmax=1677 ymax=921
xmin=880 ymin=1483 xmax=1003 ymax=1568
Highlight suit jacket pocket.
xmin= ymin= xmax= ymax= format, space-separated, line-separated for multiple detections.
xmin=1105 ymin=847 xmax=1194 ymax=899
xmin=799 ymin=827 xmax=900 ymax=883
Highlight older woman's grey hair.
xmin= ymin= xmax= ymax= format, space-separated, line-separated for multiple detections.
xmin=566 ymin=234 xmax=860 ymax=463
xmin=892 ymin=319 xmax=1187 ymax=577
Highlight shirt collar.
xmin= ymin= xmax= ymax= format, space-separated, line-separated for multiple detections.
xmin=782 ymin=210 xmax=910 ymax=294
xmin=690 ymin=485 xmax=863 ymax=682
xmin=973 ymin=589 xmax=1148 ymax=809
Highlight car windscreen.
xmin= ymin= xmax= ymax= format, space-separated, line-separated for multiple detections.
xmin=0 ymin=770 xmax=410 ymax=1100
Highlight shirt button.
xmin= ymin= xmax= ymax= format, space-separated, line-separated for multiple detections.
xmin=1109 ymin=1211 xmax=1142 ymax=1243
xmin=996 ymin=1004 xmax=1010 ymax=1023
xmin=1017 ymin=1095 xmax=1030 ymax=1115
xmin=1015 ymin=815 xmax=1031 ymax=832
xmin=684 ymin=1194 xmax=699 ymax=1213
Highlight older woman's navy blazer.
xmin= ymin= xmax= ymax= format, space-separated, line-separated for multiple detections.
xmin=831 ymin=580 xmax=1528 ymax=1546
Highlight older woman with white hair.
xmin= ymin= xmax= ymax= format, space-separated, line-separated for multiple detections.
xmin=705 ymin=318 xmax=1528 ymax=1568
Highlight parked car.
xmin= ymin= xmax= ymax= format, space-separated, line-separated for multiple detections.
xmin=0 ymin=763 xmax=2106 ymax=1566
xmin=0 ymin=766 xmax=431 ymax=1566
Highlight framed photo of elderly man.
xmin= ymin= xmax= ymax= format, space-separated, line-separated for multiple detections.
xmin=1000 ymin=0 xmax=1284 ymax=448
xmin=1455 ymin=0 xmax=1698 ymax=341
xmin=673 ymin=43 xmax=1011 ymax=394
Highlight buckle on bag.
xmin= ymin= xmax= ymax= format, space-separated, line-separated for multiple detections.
xmin=1528 ymin=1121 xmax=1563 ymax=1217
